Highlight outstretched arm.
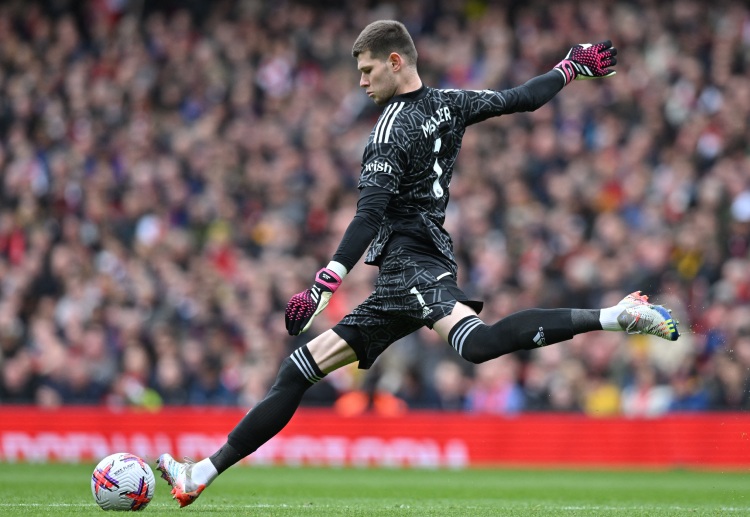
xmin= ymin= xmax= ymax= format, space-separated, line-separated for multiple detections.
xmin=497 ymin=70 xmax=567 ymax=114
xmin=285 ymin=186 xmax=392 ymax=335
xmin=462 ymin=40 xmax=618 ymax=123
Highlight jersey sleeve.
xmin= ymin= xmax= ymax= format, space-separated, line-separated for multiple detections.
xmin=446 ymin=70 xmax=564 ymax=126
xmin=331 ymin=186 xmax=392 ymax=271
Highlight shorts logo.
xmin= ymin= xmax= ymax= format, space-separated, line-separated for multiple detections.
xmin=533 ymin=327 xmax=547 ymax=347
xmin=410 ymin=287 xmax=433 ymax=318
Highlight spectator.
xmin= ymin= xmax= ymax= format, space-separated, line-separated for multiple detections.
xmin=187 ymin=355 xmax=238 ymax=406
xmin=394 ymin=365 xmax=442 ymax=410
xmin=668 ymin=370 xmax=710 ymax=412
xmin=465 ymin=356 xmax=525 ymax=414
xmin=433 ymin=359 xmax=469 ymax=411
xmin=153 ymin=355 xmax=189 ymax=406
xmin=0 ymin=352 xmax=38 ymax=404
xmin=621 ymin=364 xmax=673 ymax=417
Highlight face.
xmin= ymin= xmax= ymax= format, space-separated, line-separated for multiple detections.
xmin=357 ymin=50 xmax=398 ymax=106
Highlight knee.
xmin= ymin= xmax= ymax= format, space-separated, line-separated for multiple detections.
xmin=273 ymin=345 xmax=327 ymax=388
xmin=450 ymin=319 xmax=515 ymax=364
xmin=460 ymin=342 xmax=493 ymax=364
xmin=452 ymin=321 xmax=496 ymax=364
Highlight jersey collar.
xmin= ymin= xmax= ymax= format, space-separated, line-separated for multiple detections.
xmin=389 ymin=84 xmax=427 ymax=104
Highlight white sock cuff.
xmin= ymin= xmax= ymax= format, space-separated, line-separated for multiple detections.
xmin=326 ymin=260 xmax=348 ymax=280
xmin=192 ymin=458 xmax=219 ymax=486
xmin=599 ymin=305 xmax=623 ymax=331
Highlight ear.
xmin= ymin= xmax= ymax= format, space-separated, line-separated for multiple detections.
xmin=388 ymin=52 xmax=403 ymax=72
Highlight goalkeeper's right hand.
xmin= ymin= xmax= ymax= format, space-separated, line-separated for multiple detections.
xmin=554 ymin=40 xmax=617 ymax=85
xmin=285 ymin=268 xmax=342 ymax=336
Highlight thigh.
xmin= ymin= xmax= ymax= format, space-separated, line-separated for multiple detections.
xmin=334 ymin=313 xmax=424 ymax=370
xmin=335 ymin=261 xmax=432 ymax=369
xmin=306 ymin=329 xmax=359 ymax=374
xmin=432 ymin=301 xmax=481 ymax=342
xmin=335 ymin=258 xmax=481 ymax=369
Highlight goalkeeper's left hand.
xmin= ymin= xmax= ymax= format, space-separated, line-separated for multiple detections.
xmin=285 ymin=267 xmax=342 ymax=336
xmin=554 ymin=40 xmax=617 ymax=85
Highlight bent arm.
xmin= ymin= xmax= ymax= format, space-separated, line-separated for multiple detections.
xmin=329 ymin=186 xmax=392 ymax=274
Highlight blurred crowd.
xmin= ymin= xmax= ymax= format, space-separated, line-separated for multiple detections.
xmin=1 ymin=0 xmax=750 ymax=417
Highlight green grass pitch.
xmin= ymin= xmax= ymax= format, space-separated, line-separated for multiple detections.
xmin=0 ymin=462 xmax=747 ymax=516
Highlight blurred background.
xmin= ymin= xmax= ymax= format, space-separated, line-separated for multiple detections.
xmin=0 ymin=0 xmax=748 ymax=418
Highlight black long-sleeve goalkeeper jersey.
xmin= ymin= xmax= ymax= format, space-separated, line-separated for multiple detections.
xmin=332 ymin=69 xmax=565 ymax=270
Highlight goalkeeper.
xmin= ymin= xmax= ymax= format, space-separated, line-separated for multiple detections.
xmin=158 ymin=20 xmax=679 ymax=507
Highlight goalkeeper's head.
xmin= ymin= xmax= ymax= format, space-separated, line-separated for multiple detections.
xmin=352 ymin=20 xmax=418 ymax=66
xmin=352 ymin=20 xmax=421 ymax=106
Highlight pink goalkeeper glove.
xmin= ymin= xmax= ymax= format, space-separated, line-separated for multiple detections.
xmin=554 ymin=40 xmax=617 ymax=85
xmin=285 ymin=268 xmax=342 ymax=336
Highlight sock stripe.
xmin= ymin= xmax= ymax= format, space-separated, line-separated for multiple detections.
xmin=450 ymin=316 xmax=483 ymax=356
xmin=456 ymin=319 xmax=483 ymax=356
xmin=290 ymin=347 xmax=323 ymax=384
xmin=291 ymin=350 xmax=321 ymax=383
xmin=449 ymin=317 xmax=479 ymax=352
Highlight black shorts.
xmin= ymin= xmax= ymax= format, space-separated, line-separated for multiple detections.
xmin=332 ymin=251 xmax=483 ymax=369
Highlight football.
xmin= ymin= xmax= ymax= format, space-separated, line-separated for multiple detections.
xmin=91 ymin=452 xmax=155 ymax=511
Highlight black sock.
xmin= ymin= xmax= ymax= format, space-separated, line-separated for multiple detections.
xmin=208 ymin=443 xmax=242 ymax=474
xmin=449 ymin=308 xmax=599 ymax=364
xmin=209 ymin=345 xmax=324 ymax=473
xmin=571 ymin=308 xmax=602 ymax=333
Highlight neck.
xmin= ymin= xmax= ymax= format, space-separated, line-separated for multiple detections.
xmin=397 ymin=71 xmax=422 ymax=96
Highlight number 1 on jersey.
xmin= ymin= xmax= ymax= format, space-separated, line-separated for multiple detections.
xmin=432 ymin=137 xmax=443 ymax=198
